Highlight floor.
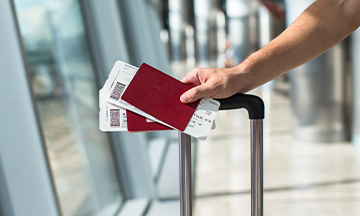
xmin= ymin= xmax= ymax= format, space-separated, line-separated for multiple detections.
xmin=193 ymin=90 xmax=360 ymax=216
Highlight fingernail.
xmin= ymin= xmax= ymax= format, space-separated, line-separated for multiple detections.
xmin=180 ymin=92 xmax=190 ymax=102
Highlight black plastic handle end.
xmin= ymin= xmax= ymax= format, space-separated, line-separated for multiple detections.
xmin=216 ymin=94 xmax=265 ymax=119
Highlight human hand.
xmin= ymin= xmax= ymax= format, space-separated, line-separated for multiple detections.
xmin=180 ymin=67 xmax=248 ymax=103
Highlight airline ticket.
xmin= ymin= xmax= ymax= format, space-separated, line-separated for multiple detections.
xmin=99 ymin=89 xmax=127 ymax=131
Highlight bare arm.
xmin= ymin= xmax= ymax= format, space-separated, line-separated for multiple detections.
xmin=180 ymin=0 xmax=360 ymax=103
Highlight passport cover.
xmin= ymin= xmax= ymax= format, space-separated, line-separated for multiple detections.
xmin=126 ymin=110 xmax=171 ymax=132
xmin=121 ymin=63 xmax=200 ymax=131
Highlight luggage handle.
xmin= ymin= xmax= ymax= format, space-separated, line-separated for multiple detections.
xmin=217 ymin=93 xmax=265 ymax=119
xmin=179 ymin=94 xmax=264 ymax=216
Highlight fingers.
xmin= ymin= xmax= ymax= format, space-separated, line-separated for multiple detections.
xmin=180 ymin=67 xmax=220 ymax=103
xmin=181 ymin=73 xmax=192 ymax=83
xmin=181 ymin=68 xmax=202 ymax=85
xmin=180 ymin=84 xmax=214 ymax=103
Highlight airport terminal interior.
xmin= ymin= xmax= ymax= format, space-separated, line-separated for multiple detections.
xmin=1 ymin=0 xmax=360 ymax=215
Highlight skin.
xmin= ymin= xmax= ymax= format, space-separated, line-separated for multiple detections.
xmin=180 ymin=0 xmax=360 ymax=103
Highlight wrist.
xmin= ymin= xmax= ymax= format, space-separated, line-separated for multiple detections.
xmin=233 ymin=50 xmax=275 ymax=93
xmin=232 ymin=56 xmax=259 ymax=93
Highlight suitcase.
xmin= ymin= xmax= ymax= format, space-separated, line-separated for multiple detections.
xmin=178 ymin=94 xmax=265 ymax=216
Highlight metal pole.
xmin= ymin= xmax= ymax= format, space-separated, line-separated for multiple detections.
xmin=250 ymin=119 xmax=263 ymax=216
xmin=179 ymin=132 xmax=192 ymax=216
xmin=353 ymin=27 xmax=360 ymax=150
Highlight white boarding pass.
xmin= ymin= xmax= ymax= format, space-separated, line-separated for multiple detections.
xmin=99 ymin=89 xmax=127 ymax=131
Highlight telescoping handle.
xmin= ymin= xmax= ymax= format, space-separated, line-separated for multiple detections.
xmin=179 ymin=94 xmax=265 ymax=216
xmin=217 ymin=94 xmax=265 ymax=216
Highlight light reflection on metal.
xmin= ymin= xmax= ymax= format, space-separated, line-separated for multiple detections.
xmin=286 ymin=0 xmax=348 ymax=142
xmin=251 ymin=119 xmax=264 ymax=216
xmin=258 ymin=3 xmax=271 ymax=48
xmin=226 ymin=0 xmax=251 ymax=66
xmin=185 ymin=25 xmax=195 ymax=66
xmin=169 ymin=0 xmax=183 ymax=61
xmin=352 ymin=28 xmax=360 ymax=150
xmin=179 ymin=132 xmax=192 ymax=216
xmin=194 ymin=0 xmax=212 ymax=65
xmin=216 ymin=11 xmax=226 ymax=68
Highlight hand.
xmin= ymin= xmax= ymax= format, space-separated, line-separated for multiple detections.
xmin=180 ymin=67 xmax=249 ymax=103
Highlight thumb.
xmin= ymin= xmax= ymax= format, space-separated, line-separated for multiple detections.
xmin=180 ymin=85 xmax=212 ymax=103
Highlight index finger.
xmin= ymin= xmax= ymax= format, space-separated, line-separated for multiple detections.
xmin=181 ymin=69 xmax=201 ymax=85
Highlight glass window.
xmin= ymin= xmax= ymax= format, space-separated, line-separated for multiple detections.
xmin=14 ymin=0 xmax=122 ymax=215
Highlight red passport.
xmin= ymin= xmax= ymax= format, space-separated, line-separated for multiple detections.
xmin=126 ymin=110 xmax=171 ymax=132
xmin=121 ymin=63 xmax=200 ymax=131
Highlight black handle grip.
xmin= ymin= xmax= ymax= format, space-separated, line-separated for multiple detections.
xmin=215 ymin=94 xmax=265 ymax=119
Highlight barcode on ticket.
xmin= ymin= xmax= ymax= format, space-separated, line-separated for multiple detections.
xmin=122 ymin=112 xmax=127 ymax=124
xmin=110 ymin=109 xmax=120 ymax=127
xmin=110 ymin=82 xmax=126 ymax=100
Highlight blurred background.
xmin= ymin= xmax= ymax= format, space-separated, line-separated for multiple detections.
xmin=1 ymin=0 xmax=360 ymax=215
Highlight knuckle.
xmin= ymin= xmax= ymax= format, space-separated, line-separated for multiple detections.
xmin=206 ymin=68 xmax=215 ymax=74
xmin=193 ymin=87 xmax=201 ymax=95
xmin=191 ymin=67 xmax=201 ymax=74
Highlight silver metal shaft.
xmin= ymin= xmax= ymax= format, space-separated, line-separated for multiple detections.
xmin=179 ymin=132 xmax=192 ymax=216
xmin=250 ymin=119 xmax=264 ymax=216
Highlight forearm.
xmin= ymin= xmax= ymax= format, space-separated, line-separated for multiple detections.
xmin=180 ymin=0 xmax=360 ymax=103
xmin=236 ymin=0 xmax=360 ymax=93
